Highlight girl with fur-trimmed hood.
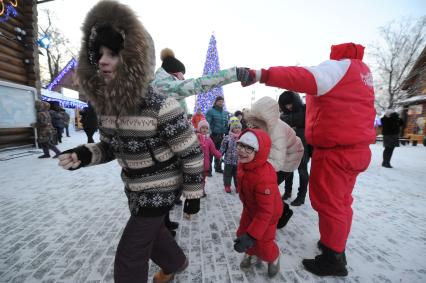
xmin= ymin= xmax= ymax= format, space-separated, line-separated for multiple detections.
xmin=57 ymin=1 xmax=203 ymax=282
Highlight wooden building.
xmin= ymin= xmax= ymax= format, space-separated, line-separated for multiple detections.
xmin=400 ymin=46 xmax=426 ymax=145
xmin=0 ymin=0 xmax=40 ymax=149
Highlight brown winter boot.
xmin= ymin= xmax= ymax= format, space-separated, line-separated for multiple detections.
xmin=240 ymin=254 xmax=254 ymax=269
xmin=152 ymin=258 xmax=188 ymax=283
xmin=267 ymin=255 xmax=280 ymax=277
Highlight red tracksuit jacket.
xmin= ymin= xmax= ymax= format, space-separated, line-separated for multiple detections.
xmin=259 ymin=43 xmax=376 ymax=148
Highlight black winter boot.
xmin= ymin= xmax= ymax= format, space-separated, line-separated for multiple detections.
xmin=303 ymin=246 xmax=348 ymax=277
xmin=317 ymin=241 xmax=347 ymax=265
xmin=382 ymin=147 xmax=393 ymax=168
xmin=382 ymin=162 xmax=392 ymax=168
xmin=290 ymin=194 xmax=305 ymax=206
xmin=282 ymin=190 xmax=292 ymax=201
xmin=38 ymin=145 xmax=50 ymax=158
xmin=38 ymin=154 xmax=50 ymax=158
xmin=277 ymin=202 xmax=293 ymax=229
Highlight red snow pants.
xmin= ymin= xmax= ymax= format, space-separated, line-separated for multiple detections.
xmin=237 ymin=209 xmax=280 ymax=263
xmin=309 ymin=145 xmax=371 ymax=253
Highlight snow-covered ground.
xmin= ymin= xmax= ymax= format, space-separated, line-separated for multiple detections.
xmin=0 ymin=129 xmax=425 ymax=283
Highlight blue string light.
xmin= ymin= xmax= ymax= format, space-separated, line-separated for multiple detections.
xmin=194 ymin=34 xmax=225 ymax=114
xmin=0 ymin=4 xmax=18 ymax=23
xmin=41 ymin=95 xmax=87 ymax=109
xmin=46 ymin=58 xmax=77 ymax=91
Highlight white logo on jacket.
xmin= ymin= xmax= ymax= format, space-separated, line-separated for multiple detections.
xmin=361 ymin=72 xmax=374 ymax=88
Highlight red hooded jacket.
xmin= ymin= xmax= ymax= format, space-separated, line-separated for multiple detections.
xmin=260 ymin=43 xmax=376 ymax=148
xmin=237 ymin=129 xmax=283 ymax=240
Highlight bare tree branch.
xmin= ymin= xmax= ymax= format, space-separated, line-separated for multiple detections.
xmin=370 ymin=16 xmax=426 ymax=111
xmin=38 ymin=9 xmax=77 ymax=86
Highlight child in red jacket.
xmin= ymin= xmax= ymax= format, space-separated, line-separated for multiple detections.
xmin=233 ymin=129 xmax=283 ymax=278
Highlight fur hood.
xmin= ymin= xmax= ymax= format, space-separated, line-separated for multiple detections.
xmin=77 ymin=0 xmax=156 ymax=116
xmin=35 ymin=101 xmax=50 ymax=112
xmin=244 ymin=97 xmax=280 ymax=131
xmin=243 ymin=97 xmax=303 ymax=172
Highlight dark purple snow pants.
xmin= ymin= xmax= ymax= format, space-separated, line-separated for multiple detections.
xmin=114 ymin=214 xmax=186 ymax=283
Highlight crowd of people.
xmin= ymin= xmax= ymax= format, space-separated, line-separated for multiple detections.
xmin=32 ymin=98 xmax=100 ymax=158
xmin=37 ymin=1 xmax=407 ymax=282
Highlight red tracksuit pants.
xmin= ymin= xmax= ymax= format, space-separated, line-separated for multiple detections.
xmin=309 ymin=145 xmax=371 ymax=253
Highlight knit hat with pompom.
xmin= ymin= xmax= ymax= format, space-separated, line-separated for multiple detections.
xmin=198 ymin=119 xmax=210 ymax=131
xmin=160 ymin=48 xmax=186 ymax=74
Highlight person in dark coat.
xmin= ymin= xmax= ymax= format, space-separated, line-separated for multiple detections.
xmin=49 ymin=102 xmax=65 ymax=143
xmin=80 ymin=101 xmax=98 ymax=143
xmin=205 ymin=96 xmax=229 ymax=174
xmin=61 ymin=109 xmax=71 ymax=137
xmin=278 ymin=91 xmax=310 ymax=206
xmin=234 ymin=110 xmax=248 ymax=130
xmin=381 ymin=109 xmax=403 ymax=168
xmin=33 ymin=101 xmax=61 ymax=158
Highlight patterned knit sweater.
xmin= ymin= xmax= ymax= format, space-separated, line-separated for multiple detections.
xmin=82 ymin=88 xmax=204 ymax=216
xmin=75 ymin=1 xmax=204 ymax=216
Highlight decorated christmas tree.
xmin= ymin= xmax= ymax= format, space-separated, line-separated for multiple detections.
xmin=194 ymin=34 xmax=225 ymax=114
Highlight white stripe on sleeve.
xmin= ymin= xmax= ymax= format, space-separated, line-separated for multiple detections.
xmin=304 ymin=59 xmax=351 ymax=96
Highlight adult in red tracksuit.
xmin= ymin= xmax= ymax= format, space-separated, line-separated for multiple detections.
xmin=234 ymin=129 xmax=283 ymax=277
xmin=239 ymin=43 xmax=376 ymax=276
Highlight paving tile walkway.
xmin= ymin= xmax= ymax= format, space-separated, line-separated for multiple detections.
xmin=1 ymin=131 xmax=425 ymax=282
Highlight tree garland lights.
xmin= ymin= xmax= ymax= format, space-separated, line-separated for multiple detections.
xmin=46 ymin=58 xmax=77 ymax=91
xmin=44 ymin=58 xmax=86 ymax=109
xmin=41 ymin=95 xmax=87 ymax=109
xmin=194 ymin=34 xmax=225 ymax=114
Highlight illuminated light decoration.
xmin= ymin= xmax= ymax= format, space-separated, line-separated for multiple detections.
xmin=194 ymin=34 xmax=225 ymax=114
xmin=46 ymin=58 xmax=77 ymax=91
xmin=0 ymin=3 xmax=18 ymax=23
xmin=37 ymin=35 xmax=51 ymax=49
xmin=41 ymin=95 xmax=87 ymax=109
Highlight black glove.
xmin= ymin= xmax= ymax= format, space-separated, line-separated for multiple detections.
xmin=183 ymin=198 xmax=200 ymax=215
xmin=236 ymin=67 xmax=250 ymax=82
xmin=61 ymin=146 xmax=92 ymax=170
xmin=233 ymin=233 xmax=256 ymax=253
xmin=236 ymin=67 xmax=258 ymax=87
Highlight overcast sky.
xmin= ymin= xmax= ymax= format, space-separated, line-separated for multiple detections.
xmin=38 ymin=0 xmax=426 ymax=113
